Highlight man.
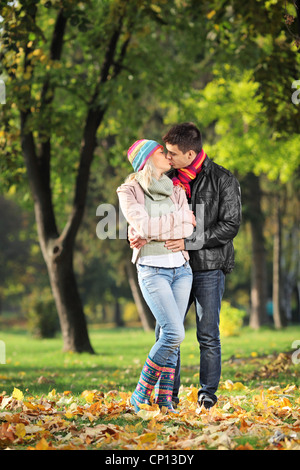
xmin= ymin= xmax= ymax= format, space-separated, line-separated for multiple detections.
xmin=162 ymin=122 xmax=241 ymax=409
xmin=129 ymin=122 xmax=241 ymax=409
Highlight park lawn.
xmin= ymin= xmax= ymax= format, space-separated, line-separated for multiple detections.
xmin=0 ymin=325 xmax=300 ymax=450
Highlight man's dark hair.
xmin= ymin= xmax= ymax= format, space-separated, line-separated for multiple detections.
xmin=162 ymin=122 xmax=202 ymax=154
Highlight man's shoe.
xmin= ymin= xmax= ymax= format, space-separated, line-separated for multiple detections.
xmin=197 ymin=393 xmax=215 ymax=410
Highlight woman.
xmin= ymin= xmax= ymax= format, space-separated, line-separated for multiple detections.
xmin=117 ymin=139 xmax=195 ymax=413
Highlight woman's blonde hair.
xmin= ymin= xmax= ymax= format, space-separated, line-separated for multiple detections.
xmin=125 ymin=157 xmax=158 ymax=189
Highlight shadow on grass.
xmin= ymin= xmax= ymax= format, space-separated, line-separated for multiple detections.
xmin=0 ymin=363 xmax=142 ymax=396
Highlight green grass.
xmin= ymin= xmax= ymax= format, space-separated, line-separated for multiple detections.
xmin=1 ymin=325 xmax=299 ymax=397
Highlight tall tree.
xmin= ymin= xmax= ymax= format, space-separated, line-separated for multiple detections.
xmin=244 ymin=174 xmax=268 ymax=328
xmin=0 ymin=0 xmax=205 ymax=350
xmin=0 ymin=0 xmax=153 ymax=351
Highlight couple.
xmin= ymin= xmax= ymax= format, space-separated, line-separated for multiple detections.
xmin=117 ymin=122 xmax=241 ymax=413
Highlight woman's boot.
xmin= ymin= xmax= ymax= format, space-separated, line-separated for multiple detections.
xmin=155 ymin=365 xmax=178 ymax=413
xmin=130 ymin=356 xmax=163 ymax=412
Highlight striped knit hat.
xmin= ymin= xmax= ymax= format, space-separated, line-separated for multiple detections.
xmin=127 ymin=139 xmax=163 ymax=172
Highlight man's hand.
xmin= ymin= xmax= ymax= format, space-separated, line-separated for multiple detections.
xmin=164 ymin=213 xmax=195 ymax=252
xmin=164 ymin=239 xmax=185 ymax=252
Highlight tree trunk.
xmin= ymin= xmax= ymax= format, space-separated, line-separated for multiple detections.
xmin=114 ymin=300 xmax=124 ymax=327
xmin=250 ymin=229 xmax=268 ymax=329
xmin=295 ymin=283 xmax=300 ymax=323
xmin=21 ymin=117 xmax=95 ymax=352
xmin=272 ymin=193 xmax=287 ymax=328
xmin=281 ymin=183 xmax=300 ymax=324
xmin=295 ymin=0 xmax=300 ymax=37
xmin=18 ymin=6 xmax=132 ymax=353
xmin=244 ymin=173 xmax=268 ymax=328
xmin=46 ymin=245 xmax=94 ymax=353
xmin=126 ymin=260 xmax=155 ymax=331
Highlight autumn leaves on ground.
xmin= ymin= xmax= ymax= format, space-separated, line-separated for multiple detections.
xmin=0 ymin=327 xmax=299 ymax=450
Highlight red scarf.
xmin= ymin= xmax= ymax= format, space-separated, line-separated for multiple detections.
xmin=172 ymin=149 xmax=207 ymax=197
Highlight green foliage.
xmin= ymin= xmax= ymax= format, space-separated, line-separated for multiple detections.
xmin=22 ymin=286 xmax=60 ymax=338
xmin=164 ymin=68 xmax=300 ymax=182
xmin=220 ymin=301 xmax=246 ymax=337
xmin=123 ymin=301 xmax=139 ymax=323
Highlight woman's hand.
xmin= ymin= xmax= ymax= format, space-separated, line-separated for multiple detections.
xmin=128 ymin=227 xmax=147 ymax=249
xmin=130 ymin=236 xmax=147 ymax=249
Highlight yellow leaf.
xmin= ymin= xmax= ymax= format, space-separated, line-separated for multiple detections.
xmin=81 ymin=390 xmax=96 ymax=403
xmin=12 ymin=387 xmax=24 ymax=401
xmin=232 ymin=382 xmax=247 ymax=391
xmin=48 ymin=389 xmax=56 ymax=398
xmin=84 ymin=392 xmax=95 ymax=403
xmin=8 ymin=185 xmax=17 ymax=195
xmin=32 ymin=49 xmax=43 ymax=57
xmin=15 ymin=423 xmax=26 ymax=439
xmin=137 ymin=409 xmax=160 ymax=420
xmin=186 ymin=387 xmax=198 ymax=402
xmin=138 ymin=432 xmax=157 ymax=444
xmin=282 ymin=384 xmax=296 ymax=394
xmin=35 ymin=437 xmax=50 ymax=450
xmin=147 ymin=419 xmax=163 ymax=432
xmin=207 ymin=10 xmax=216 ymax=19
xmin=220 ymin=380 xmax=234 ymax=390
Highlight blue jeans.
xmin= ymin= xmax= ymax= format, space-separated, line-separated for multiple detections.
xmin=173 ymin=269 xmax=225 ymax=404
xmin=137 ymin=262 xmax=193 ymax=368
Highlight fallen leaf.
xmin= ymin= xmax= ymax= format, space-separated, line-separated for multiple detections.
xmin=138 ymin=432 xmax=157 ymax=444
xmin=12 ymin=388 xmax=24 ymax=402
xmin=15 ymin=423 xmax=26 ymax=439
xmin=236 ymin=442 xmax=254 ymax=450
xmin=34 ymin=438 xmax=52 ymax=450
xmin=137 ymin=409 xmax=161 ymax=420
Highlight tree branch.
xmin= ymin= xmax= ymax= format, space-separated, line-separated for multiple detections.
xmin=61 ymin=13 xmax=129 ymax=245
xmin=21 ymin=109 xmax=58 ymax=248
xmin=39 ymin=8 xmax=67 ymax=164
xmin=20 ymin=7 xmax=68 ymax=248
xmin=295 ymin=0 xmax=300 ymax=38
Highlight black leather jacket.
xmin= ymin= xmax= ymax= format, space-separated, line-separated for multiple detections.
xmin=167 ymin=156 xmax=242 ymax=274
